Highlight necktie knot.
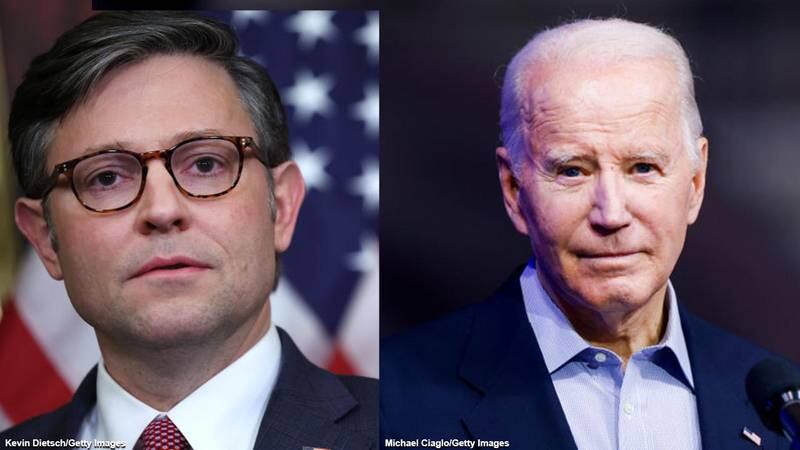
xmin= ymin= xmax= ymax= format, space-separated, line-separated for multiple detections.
xmin=134 ymin=415 xmax=192 ymax=450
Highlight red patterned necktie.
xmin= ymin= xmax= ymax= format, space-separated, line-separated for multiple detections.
xmin=133 ymin=416 xmax=193 ymax=450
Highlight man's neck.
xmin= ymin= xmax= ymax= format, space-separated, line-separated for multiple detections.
xmin=571 ymin=298 xmax=667 ymax=367
xmin=539 ymin=274 xmax=669 ymax=367
xmin=96 ymin=305 xmax=271 ymax=411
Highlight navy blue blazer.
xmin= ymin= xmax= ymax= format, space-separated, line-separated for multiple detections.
xmin=381 ymin=272 xmax=793 ymax=449
xmin=1 ymin=328 xmax=377 ymax=450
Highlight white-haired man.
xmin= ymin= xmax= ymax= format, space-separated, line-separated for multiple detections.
xmin=381 ymin=18 xmax=794 ymax=450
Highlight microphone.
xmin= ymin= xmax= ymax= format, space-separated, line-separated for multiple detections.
xmin=746 ymin=358 xmax=800 ymax=446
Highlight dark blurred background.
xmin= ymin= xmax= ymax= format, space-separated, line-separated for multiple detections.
xmin=380 ymin=0 xmax=800 ymax=363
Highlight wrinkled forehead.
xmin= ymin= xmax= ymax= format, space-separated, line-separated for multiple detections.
xmin=520 ymin=58 xmax=682 ymax=130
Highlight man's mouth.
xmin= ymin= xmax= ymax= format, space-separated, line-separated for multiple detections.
xmin=578 ymin=252 xmax=639 ymax=258
xmin=574 ymin=251 xmax=643 ymax=267
xmin=132 ymin=257 xmax=211 ymax=279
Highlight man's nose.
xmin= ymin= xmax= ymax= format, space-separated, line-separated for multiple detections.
xmin=134 ymin=160 xmax=190 ymax=234
xmin=588 ymin=169 xmax=632 ymax=233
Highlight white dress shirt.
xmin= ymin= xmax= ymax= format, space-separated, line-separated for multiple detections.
xmin=520 ymin=262 xmax=701 ymax=450
xmin=78 ymin=323 xmax=281 ymax=450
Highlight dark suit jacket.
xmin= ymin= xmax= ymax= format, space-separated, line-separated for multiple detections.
xmin=381 ymin=272 xmax=793 ymax=449
xmin=1 ymin=328 xmax=377 ymax=450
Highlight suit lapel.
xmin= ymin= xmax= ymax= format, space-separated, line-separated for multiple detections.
xmin=454 ymin=275 xmax=785 ymax=450
xmin=52 ymin=366 xmax=97 ymax=438
xmin=459 ymin=275 xmax=578 ymax=450
xmin=253 ymin=328 xmax=371 ymax=450
xmin=681 ymin=311 xmax=780 ymax=450
xmin=22 ymin=366 xmax=99 ymax=449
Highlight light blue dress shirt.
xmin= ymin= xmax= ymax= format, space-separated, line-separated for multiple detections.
xmin=520 ymin=262 xmax=702 ymax=450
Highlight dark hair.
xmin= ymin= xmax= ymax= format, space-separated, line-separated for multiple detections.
xmin=9 ymin=11 xmax=290 ymax=199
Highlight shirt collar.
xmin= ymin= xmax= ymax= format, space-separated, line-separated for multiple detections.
xmin=520 ymin=260 xmax=695 ymax=389
xmin=95 ymin=322 xmax=282 ymax=450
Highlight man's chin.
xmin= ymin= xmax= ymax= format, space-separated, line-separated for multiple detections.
xmin=569 ymin=279 xmax=663 ymax=314
xmin=121 ymin=323 xmax=221 ymax=351
xmin=97 ymin=306 xmax=225 ymax=351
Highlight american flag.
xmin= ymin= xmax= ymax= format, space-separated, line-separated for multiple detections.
xmin=0 ymin=10 xmax=379 ymax=430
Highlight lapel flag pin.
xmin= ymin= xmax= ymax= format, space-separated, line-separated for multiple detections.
xmin=741 ymin=426 xmax=762 ymax=446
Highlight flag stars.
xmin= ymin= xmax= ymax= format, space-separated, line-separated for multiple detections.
xmin=352 ymin=83 xmax=379 ymax=139
xmin=347 ymin=235 xmax=378 ymax=273
xmin=286 ymin=11 xmax=338 ymax=50
xmin=354 ymin=12 xmax=379 ymax=63
xmin=231 ymin=11 xmax=269 ymax=30
xmin=349 ymin=158 xmax=379 ymax=213
xmin=237 ymin=49 xmax=266 ymax=67
xmin=293 ymin=141 xmax=333 ymax=191
xmin=285 ymin=70 xmax=336 ymax=123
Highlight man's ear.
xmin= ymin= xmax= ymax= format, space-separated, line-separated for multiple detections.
xmin=270 ymin=161 xmax=306 ymax=252
xmin=15 ymin=198 xmax=63 ymax=279
xmin=496 ymin=146 xmax=530 ymax=236
xmin=687 ymin=137 xmax=708 ymax=225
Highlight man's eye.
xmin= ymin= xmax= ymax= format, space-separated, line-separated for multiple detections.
xmin=183 ymin=155 xmax=228 ymax=176
xmin=96 ymin=172 xmax=118 ymax=186
xmin=633 ymin=163 xmax=655 ymax=174
xmin=559 ymin=167 xmax=582 ymax=177
xmin=194 ymin=157 xmax=218 ymax=173
xmin=87 ymin=170 xmax=127 ymax=189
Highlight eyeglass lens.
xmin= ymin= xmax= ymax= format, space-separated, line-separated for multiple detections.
xmin=71 ymin=139 xmax=241 ymax=211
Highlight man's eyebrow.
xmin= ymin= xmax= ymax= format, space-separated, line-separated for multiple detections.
xmin=539 ymin=148 xmax=672 ymax=170
xmin=540 ymin=151 xmax=592 ymax=169
xmin=78 ymin=128 xmax=227 ymax=156
xmin=79 ymin=140 xmax=133 ymax=156
xmin=545 ymin=154 xmax=583 ymax=166
xmin=624 ymin=150 xmax=671 ymax=166
xmin=171 ymin=128 xmax=227 ymax=143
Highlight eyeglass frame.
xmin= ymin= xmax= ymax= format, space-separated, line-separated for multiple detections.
xmin=39 ymin=135 xmax=270 ymax=213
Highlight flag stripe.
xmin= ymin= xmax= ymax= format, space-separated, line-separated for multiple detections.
xmin=15 ymin=252 xmax=100 ymax=389
xmin=271 ymin=276 xmax=333 ymax=367
xmin=0 ymin=299 xmax=72 ymax=423
xmin=326 ymin=345 xmax=356 ymax=375
xmin=336 ymin=235 xmax=378 ymax=376
xmin=0 ymin=407 xmax=10 ymax=432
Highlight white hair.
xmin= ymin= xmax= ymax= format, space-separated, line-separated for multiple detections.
xmin=499 ymin=18 xmax=703 ymax=173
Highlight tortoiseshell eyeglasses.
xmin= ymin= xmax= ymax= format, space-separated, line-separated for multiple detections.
xmin=40 ymin=136 xmax=268 ymax=213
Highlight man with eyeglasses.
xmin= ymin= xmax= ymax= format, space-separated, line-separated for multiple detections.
xmin=1 ymin=11 xmax=376 ymax=450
